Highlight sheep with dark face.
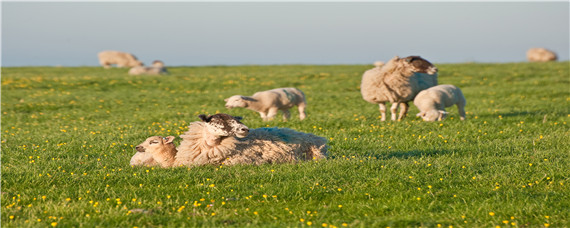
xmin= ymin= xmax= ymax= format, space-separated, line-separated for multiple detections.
xmin=130 ymin=136 xmax=177 ymax=168
xmin=172 ymin=113 xmax=327 ymax=167
xmin=361 ymin=55 xmax=438 ymax=121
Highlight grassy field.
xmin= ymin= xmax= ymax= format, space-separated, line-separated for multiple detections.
xmin=1 ymin=62 xmax=569 ymax=227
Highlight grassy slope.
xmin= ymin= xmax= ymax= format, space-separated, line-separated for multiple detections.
xmin=1 ymin=62 xmax=569 ymax=227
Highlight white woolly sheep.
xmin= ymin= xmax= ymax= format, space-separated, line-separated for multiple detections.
xmin=98 ymin=50 xmax=144 ymax=69
xmin=128 ymin=60 xmax=169 ymax=75
xmin=361 ymin=56 xmax=438 ymax=121
xmin=413 ymin=84 xmax=466 ymax=121
xmin=130 ymin=136 xmax=177 ymax=168
xmin=171 ymin=113 xmax=327 ymax=167
xmin=224 ymin=87 xmax=307 ymax=121
xmin=527 ymin=48 xmax=557 ymax=62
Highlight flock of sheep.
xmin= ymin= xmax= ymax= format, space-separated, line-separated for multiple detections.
xmin=97 ymin=48 xmax=558 ymax=168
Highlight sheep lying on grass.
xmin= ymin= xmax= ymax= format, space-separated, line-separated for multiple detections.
xmin=173 ymin=113 xmax=327 ymax=167
xmin=98 ymin=50 xmax=143 ymax=69
xmin=130 ymin=136 xmax=177 ymax=168
xmin=361 ymin=56 xmax=438 ymax=121
xmin=527 ymin=48 xmax=557 ymax=62
xmin=225 ymin=88 xmax=307 ymax=121
xmin=413 ymin=84 xmax=466 ymax=121
xmin=128 ymin=60 xmax=169 ymax=75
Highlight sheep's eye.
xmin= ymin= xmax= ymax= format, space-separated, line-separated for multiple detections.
xmin=150 ymin=140 xmax=159 ymax=144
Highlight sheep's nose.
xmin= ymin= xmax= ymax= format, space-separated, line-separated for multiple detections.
xmin=136 ymin=146 xmax=145 ymax=152
xmin=240 ymin=128 xmax=249 ymax=133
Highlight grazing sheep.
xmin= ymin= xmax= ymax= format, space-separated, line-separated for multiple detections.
xmin=224 ymin=88 xmax=307 ymax=121
xmin=128 ymin=60 xmax=169 ymax=75
xmin=172 ymin=113 xmax=327 ymax=167
xmin=130 ymin=136 xmax=177 ymax=168
xmin=98 ymin=50 xmax=144 ymax=69
xmin=527 ymin=48 xmax=557 ymax=62
xmin=361 ymin=56 xmax=438 ymax=121
xmin=413 ymin=84 xmax=466 ymax=121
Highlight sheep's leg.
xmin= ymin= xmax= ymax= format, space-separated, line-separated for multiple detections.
xmin=282 ymin=109 xmax=291 ymax=121
xmin=378 ymin=103 xmax=387 ymax=121
xmin=397 ymin=102 xmax=409 ymax=121
xmin=390 ymin=103 xmax=399 ymax=121
xmin=458 ymin=104 xmax=466 ymax=120
xmin=266 ymin=108 xmax=278 ymax=121
xmin=259 ymin=112 xmax=268 ymax=121
xmin=298 ymin=103 xmax=306 ymax=120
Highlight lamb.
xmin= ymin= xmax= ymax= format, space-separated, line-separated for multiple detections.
xmin=224 ymin=88 xmax=307 ymax=121
xmin=527 ymin=48 xmax=557 ymax=62
xmin=128 ymin=60 xmax=169 ymax=75
xmin=98 ymin=50 xmax=144 ymax=69
xmin=413 ymin=84 xmax=466 ymax=121
xmin=172 ymin=113 xmax=327 ymax=167
xmin=130 ymin=136 xmax=177 ymax=167
xmin=361 ymin=55 xmax=438 ymax=121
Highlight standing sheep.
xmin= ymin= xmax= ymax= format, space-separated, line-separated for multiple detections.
xmin=413 ymin=84 xmax=466 ymax=121
xmin=172 ymin=114 xmax=327 ymax=167
xmin=224 ymin=88 xmax=307 ymax=121
xmin=98 ymin=50 xmax=144 ymax=69
xmin=527 ymin=48 xmax=557 ymax=62
xmin=361 ymin=56 xmax=438 ymax=121
xmin=130 ymin=136 xmax=177 ymax=167
xmin=128 ymin=60 xmax=169 ymax=75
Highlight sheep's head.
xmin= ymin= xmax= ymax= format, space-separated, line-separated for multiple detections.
xmin=152 ymin=60 xmax=164 ymax=67
xmin=417 ymin=110 xmax=448 ymax=122
xmin=390 ymin=56 xmax=437 ymax=75
xmin=224 ymin=95 xmax=249 ymax=109
xmin=135 ymin=136 xmax=176 ymax=153
xmin=134 ymin=60 xmax=144 ymax=67
xmin=199 ymin=113 xmax=249 ymax=138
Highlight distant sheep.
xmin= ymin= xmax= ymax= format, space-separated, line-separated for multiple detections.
xmin=527 ymin=48 xmax=557 ymax=62
xmin=172 ymin=114 xmax=327 ymax=167
xmin=98 ymin=50 xmax=143 ymax=69
xmin=413 ymin=84 xmax=466 ymax=121
xmin=128 ymin=60 xmax=169 ymax=75
xmin=361 ymin=56 xmax=438 ymax=121
xmin=225 ymin=88 xmax=307 ymax=121
xmin=130 ymin=136 xmax=177 ymax=167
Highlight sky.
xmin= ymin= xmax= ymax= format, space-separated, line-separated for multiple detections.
xmin=1 ymin=1 xmax=569 ymax=67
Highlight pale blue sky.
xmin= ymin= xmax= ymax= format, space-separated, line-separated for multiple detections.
xmin=2 ymin=2 xmax=568 ymax=66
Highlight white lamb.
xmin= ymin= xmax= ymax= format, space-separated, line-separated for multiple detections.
xmin=98 ymin=50 xmax=144 ymax=69
xmin=130 ymin=136 xmax=177 ymax=167
xmin=413 ymin=84 xmax=466 ymax=122
xmin=172 ymin=113 xmax=328 ymax=167
xmin=527 ymin=48 xmax=557 ymax=62
xmin=224 ymin=87 xmax=307 ymax=121
xmin=128 ymin=60 xmax=169 ymax=75
xmin=361 ymin=56 xmax=438 ymax=121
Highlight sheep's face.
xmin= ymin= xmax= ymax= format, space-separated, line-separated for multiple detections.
xmin=199 ymin=113 xmax=250 ymax=138
xmin=135 ymin=136 xmax=176 ymax=153
xmin=152 ymin=60 xmax=164 ymax=67
xmin=224 ymin=95 xmax=248 ymax=109
xmin=134 ymin=60 xmax=144 ymax=67
xmin=418 ymin=110 xmax=447 ymax=122
xmin=402 ymin=56 xmax=438 ymax=75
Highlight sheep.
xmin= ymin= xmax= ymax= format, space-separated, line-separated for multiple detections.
xmin=373 ymin=61 xmax=385 ymax=68
xmin=128 ymin=60 xmax=169 ymax=75
xmin=130 ymin=136 xmax=177 ymax=168
xmin=98 ymin=50 xmax=144 ymax=69
xmin=527 ymin=48 xmax=557 ymax=62
xmin=361 ymin=55 xmax=438 ymax=121
xmin=172 ymin=113 xmax=327 ymax=167
xmin=224 ymin=87 xmax=307 ymax=121
xmin=413 ymin=84 xmax=466 ymax=121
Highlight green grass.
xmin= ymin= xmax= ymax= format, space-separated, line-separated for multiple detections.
xmin=1 ymin=62 xmax=569 ymax=227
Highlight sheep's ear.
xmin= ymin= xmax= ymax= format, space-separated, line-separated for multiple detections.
xmin=198 ymin=114 xmax=211 ymax=122
xmin=240 ymin=96 xmax=247 ymax=100
xmin=224 ymin=98 xmax=229 ymax=102
xmin=234 ymin=116 xmax=243 ymax=121
xmin=163 ymin=136 xmax=175 ymax=144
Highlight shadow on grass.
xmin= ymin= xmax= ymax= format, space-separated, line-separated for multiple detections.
xmin=329 ymin=149 xmax=451 ymax=160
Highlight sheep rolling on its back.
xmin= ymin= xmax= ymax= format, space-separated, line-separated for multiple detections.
xmin=225 ymin=87 xmax=307 ymax=121
xmin=98 ymin=50 xmax=143 ymax=69
xmin=361 ymin=56 xmax=438 ymax=121
xmin=413 ymin=84 xmax=466 ymax=121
